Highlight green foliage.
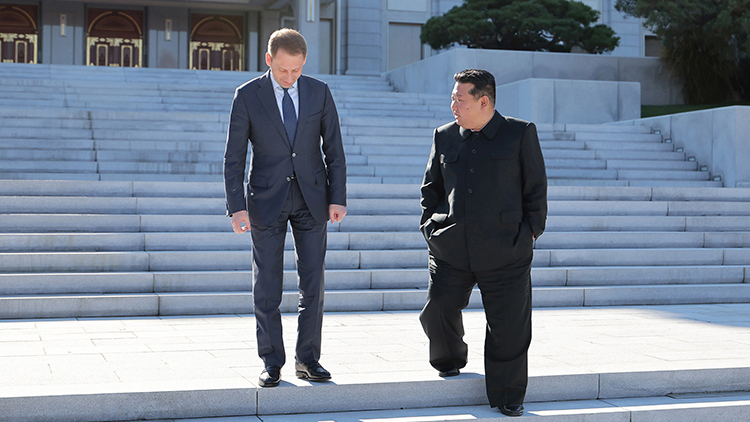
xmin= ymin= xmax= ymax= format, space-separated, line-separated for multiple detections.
xmin=421 ymin=0 xmax=619 ymax=54
xmin=615 ymin=0 xmax=750 ymax=104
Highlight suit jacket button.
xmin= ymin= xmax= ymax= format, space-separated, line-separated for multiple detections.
xmin=292 ymin=153 xmax=296 ymax=157
xmin=468 ymin=188 xmax=473 ymax=194
xmin=287 ymin=177 xmax=291 ymax=181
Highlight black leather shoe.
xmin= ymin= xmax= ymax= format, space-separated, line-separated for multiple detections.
xmin=258 ymin=366 xmax=281 ymax=387
xmin=499 ymin=404 xmax=524 ymax=417
xmin=438 ymin=368 xmax=460 ymax=377
xmin=295 ymin=361 xmax=331 ymax=381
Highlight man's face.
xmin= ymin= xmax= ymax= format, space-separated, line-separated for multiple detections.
xmin=266 ymin=48 xmax=306 ymax=88
xmin=451 ymin=82 xmax=486 ymax=130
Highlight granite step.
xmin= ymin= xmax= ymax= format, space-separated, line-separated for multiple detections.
xmin=1 ymin=248 xmax=750 ymax=273
xmin=0 ymin=264 xmax=744 ymax=295
xmin=229 ymin=393 xmax=750 ymax=422
xmin=0 ymin=304 xmax=748 ymax=421
xmin=1 ymin=282 xmax=749 ymax=318
xmin=4 ymin=231 xmax=750 ymax=253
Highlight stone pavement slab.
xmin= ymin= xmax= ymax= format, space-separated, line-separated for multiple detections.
xmin=0 ymin=304 xmax=749 ymax=420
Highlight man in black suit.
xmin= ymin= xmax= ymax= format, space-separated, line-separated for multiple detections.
xmin=223 ymin=28 xmax=347 ymax=388
xmin=419 ymin=69 xmax=547 ymax=417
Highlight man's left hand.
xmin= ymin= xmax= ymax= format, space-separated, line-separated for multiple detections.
xmin=329 ymin=204 xmax=347 ymax=223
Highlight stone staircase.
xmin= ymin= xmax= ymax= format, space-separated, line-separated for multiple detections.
xmin=1 ymin=180 xmax=750 ymax=319
xmin=0 ymin=63 xmax=721 ymax=186
xmin=0 ymin=63 xmax=748 ymax=421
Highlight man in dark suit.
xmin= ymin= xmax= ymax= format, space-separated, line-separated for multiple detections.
xmin=223 ymin=28 xmax=347 ymax=388
xmin=419 ymin=69 xmax=547 ymax=417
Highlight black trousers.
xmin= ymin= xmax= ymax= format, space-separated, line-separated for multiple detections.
xmin=419 ymin=253 xmax=532 ymax=408
xmin=250 ymin=179 xmax=327 ymax=369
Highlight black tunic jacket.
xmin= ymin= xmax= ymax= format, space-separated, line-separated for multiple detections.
xmin=420 ymin=111 xmax=548 ymax=272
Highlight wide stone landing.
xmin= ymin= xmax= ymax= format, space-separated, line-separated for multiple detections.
xmin=0 ymin=304 xmax=749 ymax=421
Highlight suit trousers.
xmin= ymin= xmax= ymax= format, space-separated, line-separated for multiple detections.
xmin=419 ymin=253 xmax=532 ymax=407
xmin=250 ymin=178 xmax=327 ymax=369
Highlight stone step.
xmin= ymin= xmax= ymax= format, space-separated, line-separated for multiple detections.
xmin=4 ymin=231 xmax=750 ymax=253
xmin=98 ymin=173 xmax=223 ymax=182
xmin=606 ymin=160 xmax=697 ymax=170
xmin=0 ymin=304 xmax=747 ymax=421
xmin=575 ymin=132 xmax=663 ymax=142
xmin=1 ymin=181 xmax=743 ymax=203
xmin=339 ymin=116 xmax=452 ymax=128
xmin=584 ymin=141 xmax=674 ymax=151
xmin=0 ymin=118 xmax=92 ymax=129
xmin=1 ymin=248 xmax=750 ymax=274
xmin=0 ymin=127 xmax=92 ymax=139
xmin=5 ymin=196 xmax=750 ymax=216
xmin=4 ymin=213 xmax=748 ymax=233
xmin=234 ymin=393 xmax=750 ymax=422
xmin=1 ymin=283 xmax=749 ymax=318
xmin=0 ymin=149 xmax=96 ymax=161
xmin=89 ymin=120 xmax=226 ymax=132
xmin=570 ymin=123 xmax=654 ymax=133
xmin=0 ymin=264 xmax=744 ymax=296
xmin=595 ymin=150 xmax=686 ymax=160
xmin=93 ymin=140 xmax=225 ymax=152
xmin=0 ymin=160 xmax=98 ymax=173
xmin=618 ymin=169 xmax=709 ymax=180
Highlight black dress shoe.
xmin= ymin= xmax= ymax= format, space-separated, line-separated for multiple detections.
xmin=438 ymin=368 xmax=460 ymax=377
xmin=258 ymin=366 xmax=281 ymax=387
xmin=295 ymin=361 xmax=331 ymax=381
xmin=499 ymin=404 xmax=524 ymax=417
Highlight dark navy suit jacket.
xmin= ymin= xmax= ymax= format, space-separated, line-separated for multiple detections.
xmin=223 ymin=71 xmax=347 ymax=226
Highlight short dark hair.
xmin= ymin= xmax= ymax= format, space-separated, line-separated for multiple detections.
xmin=268 ymin=28 xmax=307 ymax=58
xmin=454 ymin=69 xmax=495 ymax=105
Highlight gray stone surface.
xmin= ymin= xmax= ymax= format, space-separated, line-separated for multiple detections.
xmin=0 ymin=305 xmax=748 ymax=420
xmin=387 ymin=49 xmax=682 ymax=105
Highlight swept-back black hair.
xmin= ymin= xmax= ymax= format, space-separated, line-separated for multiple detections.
xmin=454 ymin=69 xmax=495 ymax=105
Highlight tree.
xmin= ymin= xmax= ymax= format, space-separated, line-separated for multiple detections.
xmin=615 ymin=0 xmax=750 ymax=104
xmin=420 ymin=0 xmax=620 ymax=54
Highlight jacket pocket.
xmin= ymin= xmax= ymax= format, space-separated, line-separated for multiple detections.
xmin=315 ymin=170 xmax=327 ymax=185
xmin=440 ymin=152 xmax=459 ymax=163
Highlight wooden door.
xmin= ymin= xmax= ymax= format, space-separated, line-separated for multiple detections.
xmin=0 ymin=4 xmax=38 ymax=64
xmin=190 ymin=14 xmax=244 ymax=71
xmin=86 ymin=9 xmax=143 ymax=67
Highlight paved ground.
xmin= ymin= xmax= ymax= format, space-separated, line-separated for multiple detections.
xmin=1 ymin=303 xmax=749 ymax=400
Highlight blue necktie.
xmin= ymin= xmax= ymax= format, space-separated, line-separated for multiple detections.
xmin=282 ymin=87 xmax=297 ymax=147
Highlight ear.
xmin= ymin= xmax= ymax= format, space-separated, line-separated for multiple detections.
xmin=265 ymin=52 xmax=272 ymax=67
xmin=480 ymin=95 xmax=489 ymax=109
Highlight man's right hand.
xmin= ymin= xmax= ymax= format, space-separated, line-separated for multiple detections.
xmin=231 ymin=210 xmax=251 ymax=233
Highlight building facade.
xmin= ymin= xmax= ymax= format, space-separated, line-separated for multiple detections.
xmin=0 ymin=0 xmax=650 ymax=75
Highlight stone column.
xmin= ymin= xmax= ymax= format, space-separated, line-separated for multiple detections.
xmin=40 ymin=0 xmax=84 ymax=65
xmin=146 ymin=7 xmax=188 ymax=69
xmin=259 ymin=10 xmax=280 ymax=71
xmin=295 ymin=0 xmax=321 ymax=74
xmin=345 ymin=0 xmax=381 ymax=75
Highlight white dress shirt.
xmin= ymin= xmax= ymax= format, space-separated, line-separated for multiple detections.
xmin=270 ymin=72 xmax=299 ymax=123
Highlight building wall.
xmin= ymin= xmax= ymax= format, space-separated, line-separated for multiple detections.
xmin=40 ymin=0 xmax=85 ymax=65
xmin=601 ymin=0 xmax=645 ymax=57
xmin=0 ymin=0 xmax=652 ymax=73
xmin=344 ymin=0 xmax=381 ymax=75
xmin=146 ymin=7 xmax=189 ymax=69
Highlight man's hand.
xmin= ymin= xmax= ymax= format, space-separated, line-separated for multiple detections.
xmin=329 ymin=204 xmax=347 ymax=223
xmin=231 ymin=210 xmax=251 ymax=233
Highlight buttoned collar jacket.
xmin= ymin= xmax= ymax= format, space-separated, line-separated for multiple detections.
xmin=420 ymin=111 xmax=548 ymax=272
